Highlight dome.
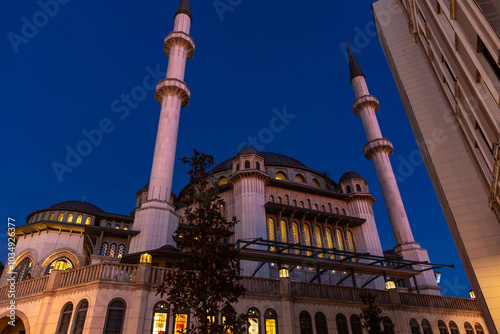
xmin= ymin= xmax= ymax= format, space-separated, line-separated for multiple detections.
xmin=237 ymin=147 xmax=260 ymax=156
xmin=339 ymin=171 xmax=363 ymax=183
xmin=211 ymin=151 xmax=307 ymax=173
xmin=49 ymin=200 xmax=105 ymax=214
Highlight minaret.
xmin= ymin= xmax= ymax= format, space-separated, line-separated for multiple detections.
xmin=129 ymin=0 xmax=195 ymax=253
xmin=347 ymin=43 xmax=440 ymax=295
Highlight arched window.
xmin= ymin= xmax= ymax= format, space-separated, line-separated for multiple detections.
xmin=57 ymin=303 xmax=73 ymax=334
xmin=245 ymin=160 xmax=251 ymax=169
xmin=173 ymin=309 xmax=189 ymax=334
xmin=72 ymin=300 xmax=88 ymax=334
xmin=293 ymin=199 xmax=297 ymax=206
xmin=256 ymin=162 xmax=261 ymax=170
xmin=307 ymin=199 xmax=312 ymax=209
xmin=314 ymin=225 xmax=324 ymax=258
xmin=292 ymin=222 xmax=300 ymax=255
xmin=350 ymin=315 xmax=363 ymax=334
xmin=336 ymin=229 xmax=345 ymax=251
xmin=107 ymin=223 xmax=112 ymax=228
xmin=123 ymin=226 xmax=129 ymax=231
xmin=219 ymin=176 xmax=228 ymax=186
xmin=299 ymin=311 xmax=312 ymax=334
xmin=101 ymin=242 xmax=109 ymax=256
xmin=66 ymin=214 xmax=74 ymax=223
xmin=449 ymin=321 xmax=459 ymax=334
xmin=237 ymin=163 xmax=240 ymax=171
xmin=152 ymin=301 xmax=169 ymax=334
xmin=218 ymin=203 xmax=227 ymax=220
xmin=335 ymin=313 xmax=349 ymax=334
xmin=315 ymin=312 xmax=328 ymax=334
xmin=46 ymin=257 xmax=74 ymax=275
xmin=104 ymin=299 xmax=126 ymax=334
xmin=346 ymin=186 xmax=352 ymax=193
xmin=49 ymin=212 xmax=55 ymax=220
xmin=276 ymin=172 xmax=288 ymax=181
xmin=264 ymin=309 xmax=278 ymax=334
xmin=76 ymin=215 xmax=83 ymax=224
xmin=422 ymin=319 xmax=433 ymax=334
xmin=109 ymin=244 xmax=117 ymax=257
xmin=342 ymin=209 xmax=346 ymax=215
xmin=464 ymin=323 xmax=473 ymax=334
xmin=58 ymin=213 xmax=64 ymax=222
xmin=346 ymin=230 xmax=356 ymax=253
xmin=321 ymin=205 xmax=326 ymax=211
xmin=280 ymin=219 xmax=288 ymax=244
xmin=115 ymin=224 xmax=120 ymax=230
xmin=278 ymin=197 xmax=282 ymax=204
xmin=295 ymin=174 xmax=305 ymax=183
xmin=270 ymin=195 xmax=274 ymax=202
xmin=41 ymin=213 xmax=46 ymax=220
xmin=356 ymin=184 xmax=362 ymax=192
xmin=438 ymin=321 xmax=449 ymax=334
xmin=300 ymin=201 xmax=304 ymax=208
xmin=285 ymin=195 xmax=289 ymax=205
xmin=314 ymin=203 xmax=319 ymax=210
xmin=383 ymin=317 xmax=395 ymax=334
xmin=312 ymin=179 xmax=320 ymax=187
xmin=268 ymin=218 xmax=276 ymax=252
xmin=14 ymin=258 xmax=32 ymax=283
xmin=85 ymin=217 xmax=92 ymax=225
xmin=117 ymin=244 xmax=125 ymax=258
xmin=326 ymin=227 xmax=334 ymax=259
xmin=410 ymin=318 xmax=422 ymax=334
xmin=303 ymin=224 xmax=312 ymax=256
xmin=329 ymin=203 xmax=332 ymax=212
xmin=248 ymin=308 xmax=260 ymax=334
xmin=335 ymin=207 xmax=339 ymax=214
xmin=475 ymin=323 xmax=484 ymax=334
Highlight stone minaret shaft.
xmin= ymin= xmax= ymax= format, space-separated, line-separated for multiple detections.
xmin=348 ymin=44 xmax=415 ymax=247
xmin=148 ymin=0 xmax=194 ymax=202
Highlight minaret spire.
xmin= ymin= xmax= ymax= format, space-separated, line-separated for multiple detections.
xmin=347 ymin=42 xmax=440 ymax=295
xmin=129 ymin=2 xmax=195 ymax=253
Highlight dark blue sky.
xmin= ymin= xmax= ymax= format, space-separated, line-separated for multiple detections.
xmin=1 ymin=0 xmax=471 ymax=297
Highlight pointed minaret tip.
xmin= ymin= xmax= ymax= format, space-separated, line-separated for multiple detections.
xmin=176 ymin=0 xmax=192 ymax=21
xmin=347 ymin=42 xmax=365 ymax=83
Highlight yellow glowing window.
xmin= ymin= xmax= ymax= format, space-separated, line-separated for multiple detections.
xmin=267 ymin=218 xmax=276 ymax=252
xmin=66 ymin=214 xmax=73 ymax=223
xmin=248 ymin=309 xmax=260 ymax=334
xmin=49 ymin=212 xmax=55 ymax=221
xmin=300 ymin=201 xmax=304 ymax=208
xmin=152 ymin=312 xmax=168 ymax=334
xmin=85 ymin=217 xmax=91 ymax=225
xmin=280 ymin=220 xmax=289 ymax=254
xmin=295 ymin=174 xmax=305 ymax=183
xmin=115 ymin=225 xmax=120 ymax=229
xmin=265 ymin=319 xmax=276 ymax=334
xmin=347 ymin=231 xmax=356 ymax=262
xmin=270 ymin=195 xmax=274 ymax=202
xmin=76 ymin=215 xmax=83 ymax=224
xmin=278 ymin=197 xmax=282 ymax=204
xmin=293 ymin=199 xmax=297 ymax=206
xmin=336 ymin=229 xmax=345 ymax=252
xmin=57 ymin=213 xmax=64 ymax=222
xmin=326 ymin=228 xmax=334 ymax=259
xmin=218 ymin=203 xmax=227 ymax=220
xmin=315 ymin=226 xmax=324 ymax=258
xmin=219 ymin=176 xmax=228 ymax=186
xmin=292 ymin=222 xmax=300 ymax=255
xmin=174 ymin=313 xmax=188 ymax=334
xmin=276 ymin=172 xmax=287 ymax=181
xmin=304 ymin=224 xmax=312 ymax=256
xmin=46 ymin=257 xmax=74 ymax=275
xmin=124 ymin=225 xmax=129 ymax=230
xmin=312 ymin=178 xmax=320 ymax=187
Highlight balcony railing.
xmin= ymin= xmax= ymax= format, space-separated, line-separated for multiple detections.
xmin=60 ymin=263 xmax=137 ymax=287
xmin=0 ymin=276 xmax=49 ymax=300
xmin=400 ymin=292 xmax=480 ymax=311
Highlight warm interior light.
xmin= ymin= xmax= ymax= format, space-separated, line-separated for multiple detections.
xmin=385 ymin=279 xmax=396 ymax=290
xmin=54 ymin=261 xmax=67 ymax=271
xmin=469 ymin=290 xmax=475 ymax=299
xmin=279 ymin=268 xmax=289 ymax=278
xmin=140 ymin=253 xmax=152 ymax=263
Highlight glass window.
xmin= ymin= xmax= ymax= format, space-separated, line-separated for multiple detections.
xmin=304 ymin=224 xmax=312 ymax=256
xmin=295 ymin=174 xmax=305 ymax=183
xmin=276 ymin=172 xmax=288 ymax=181
xmin=422 ymin=319 xmax=433 ymax=334
xmin=115 ymin=224 xmax=120 ymax=230
xmin=285 ymin=195 xmax=289 ymax=205
xmin=219 ymin=177 xmax=228 ymax=186
xmin=314 ymin=203 xmax=319 ymax=210
xmin=280 ymin=220 xmax=288 ymax=244
xmin=264 ymin=309 xmax=278 ymax=334
xmin=312 ymin=178 xmax=320 ymax=187
xmin=356 ymin=184 xmax=362 ymax=192
xmin=256 ymin=161 xmax=261 ymax=170
xmin=315 ymin=312 xmax=328 ymax=334
xmin=307 ymin=200 xmax=311 ymax=209
xmin=438 ymin=321 xmax=449 ymax=334
xmin=315 ymin=226 xmax=324 ymax=258
xmin=328 ymin=203 xmax=332 ymax=212
xmin=335 ymin=314 xmax=349 ymax=334
xmin=46 ymin=257 xmax=74 ymax=275
xmin=72 ymin=300 xmax=88 ymax=334
xmin=464 ymin=323 xmax=473 ymax=334
xmin=293 ymin=199 xmax=297 ymax=206
xmin=350 ymin=315 xmax=363 ymax=334
xmin=109 ymin=244 xmax=117 ymax=257
xmin=321 ymin=205 xmax=325 ymax=211
xmin=57 ymin=303 xmax=73 ymax=334
xmin=410 ymin=319 xmax=421 ymax=334
xmin=66 ymin=214 xmax=74 ymax=223
xmin=278 ymin=197 xmax=282 ymax=204
xmin=58 ymin=213 xmax=64 ymax=222
xmin=346 ymin=186 xmax=352 ymax=193
xmin=49 ymin=212 xmax=55 ymax=221
xmin=292 ymin=222 xmax=300 ymax=255
xmin=104 ymin=299 xmax=126 ymax=334
xmin=346 ymin=231 xmax=356 ymax=253
xmin=85 ymin=217 xmax=92 ymax=225
xmin=173 ymin=311 xmax=189 ymax=334
xmin=152 ymin=302 xmax=169 ymax=334
xmin=76 ymin=215 xmax=83 ymax=224
xmin=335 ymin=207 xmax=339 ymax=214
xmin=14 ymin=258 xmax=32 ymax=282
xmin=299 ymin=311 xmax=312 ymax=334
xmin=248 ymin=308 xmax=260 ymax=334
xmin=449 ymin=321 xmax=459 ymax=334
xmin=336 ymin=229 xmax=345 ymax=251
xmin=245 ymin=160 xmax=251 ymax=169
xmin=270 ymin=195 xmax=274 ymax=202
xmin=475 ymin=323 xmax=483 ymax=334
xmin=268 ymin=218 xmax=276 ymax=252
xmin=300 ymin=201 xmax=304 ymax=208
xmin=383 ymin=317 xmax=395 ymax=334
xmin=117 ymin=244 xmax=125 ymax=258
xmin=101 ymin=242 xmax=109 ymax=257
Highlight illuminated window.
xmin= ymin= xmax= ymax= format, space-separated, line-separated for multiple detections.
xmin=356 ymin=184 xmax=362 ymax=192
xmin=72 ymin=300 xmax=89 ymax=334
xmin=293 ymin=199 xmax=297 ymax=206
xmin=314 ymin=226 xmax=324 ymax=258
xmin=299 ymin=311 xmax=312 ymax=334
xmin=346 ymin=230 xmax=356 ymax=252
xmin=66 ymin=214 xmax=73 ymax=223
xmin=300 ymin=201 xmax=304 ymax=208
xmin=85 ymin=217 xmax=91 ymax=225
xmin=292 ymin=222 xmax=300 ymax=255
xmin=464 ymin=322 xmax=473 ymax=334
xmin=104 ymin=299 xmax=126 ymax=334
xmin=314 ymin=203 xmax=319 ymax=210
xmin=449 ymin=322 xmax=459 ymax=334
xmin=101 ymin=242 xmax=109 ymax=256
xmin=76 ymin=215 xmax=83 ymax=224
xmin=248 ymin=308 xmax=260 ymax=334
xmin=49 ymin=212 xmax=55 ymax=221
xmin=245 ymin=160 xmax=251 ymax=169
xmin=336 ymin=229 xmax=345 ymax=252
xmin=123 ymin=225 xmax=129 ymax=230
xmin=109 ymin=243 xmax=117 ymax=257
xmin=218 ymin=203 xmax=227 ymax=220
xmin=315 ymin=312 xmax=328 ymax=334
xmin=383 ymin=317 xmax=395 ymax=334
xmin=438 ymin=321 xmax=449 ymax=334
xmin=278 ymin=197 xmax=282 ymax=204
xmin=264 ymin=309 xmax=278 ymax=334
xmin=350 ymin=315 xmax=362 ymax=334
xmin=285 ymin=195 xmax=289 ymax=205
xmin=219 ymin=177 xmax=228 ymax=186
xmin=304 ymin=224 xmax=312 ymax=256
xmin=152 ymin=301 xmax=169 ymax=334
xmin=41 ymin=213 xmax=46 ymax=220
xmin=312 ymin=179 xmax=320 ymax=187
xmin=422 ymin=319 xmax=432 ymax=334
xmin=270 ymin=195 xmax=274 ymax=202
xmin=14 ymin=258 xmax=32 ymax=283
xmin=475 ymin=323 xmax=484 ymax=334
xmin=267 ymin=218 xmax=276 ymax=252
xmin=295 ymin=174 xmax=305 ymax=183
xmin=117 ymin=244 xmax=125 ymax=258
xmin=280 ymin=220 xmax=289 ymax=254
xmin=57 ymin=303 xmax=73 ymax=334
xmin=45 ymin=257 xmax=74 ymax=275
xmin=276 ymin=172 xmax=287 ymax=181
xmin=410 ymin=319 xmax=421 ymax=334
xmin=336 ymin=314 xmax=349 ymax=334
xmin=115 ymin=224 xmax=120 ymax=230
xmin=58 ymin=213 xmax=64 ymax=222
xmin=326 ymin=228 xmax=334 ymax=259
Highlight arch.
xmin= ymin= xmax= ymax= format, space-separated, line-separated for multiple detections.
xmin=321 ymin=205 xmax=326 ymax=211
xmin=245 ymin=160 xmax=251 ymax=169
xmin=104 ymin=298 xmax=126 ymax=334
xmin=236 ymin=163 xmax=240 ymax=171
xmin=346 ymin=186 xmax=352 ymax=193
xmin=280 ymin=219 xmax=289 ymax=244
xmin=267 ymin=218 xmax=276 ymax=252
xmin=101 ymin=242 xmax=109 ymax=256
xmin=449 ymin=321 xmax=459 ymax=334
xmin=71 ymin=299 xmax=88 ymax=334
xmin=314 ymin=203 xmax=319 ymax=210
xmin=270 ymin=195 xmax=274 ymax=203
xmin=0 ymin=314 xmax=28 ymax=334
xmin=218 ymin=176 xmax=228 ymax=186
xmin=383 ymin=317 xmax=395 ymax=334
xmin=13 ymin=258 xmax=32 ymax=282
xmin=85 ymin=217 xmax=92 ymax=225
xmin=173 ymin=309 xmax=189 ymax=334
xmin=285 ymin=195 xmax=290 ymax=205
xmin=276 ymin=172 xmax=288 ymax=181
xmin=45 ymin=257 xmax=74 ymax=275
xmin=152 ymin=301 xmax=169 ymax=334
xmin=438 ymin=320 xmax=449 ymax=334
xmin=303 ymin=224 xmax=312 ymax=256
xmin=342 ymin=209 xmax=346 ymax=215
xmin=248 ymin=308 xmax=260 ymax=334
xmin=117 ymin=244 xmax=125 ymax=258
xmin=109 ymin=243 xmax=117 ymax=257
xmin=292 ymin=222 xmax=300 ymax=255
xmin=293 ymin=199 xmax=297 ymax=206
xmin=356 ymin=184 xmax=362 ymax=192
xmin=335 ymin=207 xmax=339 ymax=214
xmin=474 ymin=323 xmax=483 ymax=334
xmin=315 ymin=312 xmax=328 ymax=334
xmin=300 ymin=201 xmax=305 ymax=208
xmin=49 ymin=212 xmax=55 ymax=220
xmin=326 ymin=227 xmax=335 ymax=259
xmin=278 ymin=197 xmax=282 ymax=204
xmin=464 ymin=323 xmax=473 ymax=334
xmin=56 ymin=302 xmax=73 ymax=334
xmin=422 ymin=319 xmax=433 ymax=334
xmin=40 ymin=249 xmax=81 ymax=276
xmin=328 ymin=203 xmax=332 ymax=212
xmin=114 ymin=224 xmax=120 ymax=230
xmin=410 ymin=318 xmax=422 ymax=334
xmin=107 ymin=223 xmax=112 ymax=228
xmin=295 ymin=174 xmax=305 ymax=183
xmin=312 ymin=178 xmax=320 ymax=187
xmin=299 ymin=311 xmax=312 ymax=334
xmin=336 ymin=229 xmax=345 ymax=252
xmin=314 ymin=225 xmax=324 ymax=258
xmin=335 ymin=313 xmax=349 ymax=334
xmin=66 ymin=214 xmax=74 ymax=223
xmin=346 ymin=230 xmax=356 ymax=253
xmin=75 ymin=215 xmax=83 ymax=224
xmin=256 ymin=161 xmax=261 ymax=170
xmin=350 ymin=314 xmax=363 ymax=334
xmin=264 ymin=309 xmax=278 ymax=334
xmin=307 ymin=199 xmax=312 ymax=209
xmin=57 ymin=213 xmax=64 ymax=222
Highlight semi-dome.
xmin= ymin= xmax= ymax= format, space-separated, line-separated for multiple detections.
xmin=211 ymin=151 xmax=307 ymax=173
xmin=339 ymin=171 xmax=364 ymax=183
xmin=49 ymin=200 xmax=105 ymax=214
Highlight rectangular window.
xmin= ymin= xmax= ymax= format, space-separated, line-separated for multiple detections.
xmin=478 ymin=38 xmax=500 ymax=80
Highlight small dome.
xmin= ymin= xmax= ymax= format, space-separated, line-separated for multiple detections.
xmin=339 ymin=171 xmax=363 ymax=183
xmin=237 ymin=147 xmax=260 ymax=156
xmin=49 ymin=200 xmax=104 ymax=214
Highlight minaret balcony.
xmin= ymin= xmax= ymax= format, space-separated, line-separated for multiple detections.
xmin=163 ymin=31 xmax=195 ymax=60
xmin=352 ymin=95 xmax=380 ymax=116
xmin=363 ymin=138 xmax=394 ymax=160
xmin=155 ymin=78 xmax=191 ymax=107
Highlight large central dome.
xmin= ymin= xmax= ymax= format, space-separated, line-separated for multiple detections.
xmin=211 ymin=151 xmax=308 ymax=174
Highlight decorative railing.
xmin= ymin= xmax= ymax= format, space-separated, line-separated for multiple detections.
xmin=241 ymin=277 xmax=280 ymax=295
xmin=0 ymin=276 xmax=49 ymax=300
xmin=60 ymin=263 xmax=137 ymax=287
xmin=151 ymin=267 xmax=170 ymax=285
xmin=400 ymin=292 xmax=480 ymax=311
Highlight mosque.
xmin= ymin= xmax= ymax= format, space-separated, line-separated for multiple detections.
xmin=0 ymin=1 xmax=487 ymax=333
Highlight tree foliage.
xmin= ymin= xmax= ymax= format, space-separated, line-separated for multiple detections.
xmin=360 ymin=292 xmax=383 ymax=334
xmin=161 ymin=150 xmax=247 ymax=334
